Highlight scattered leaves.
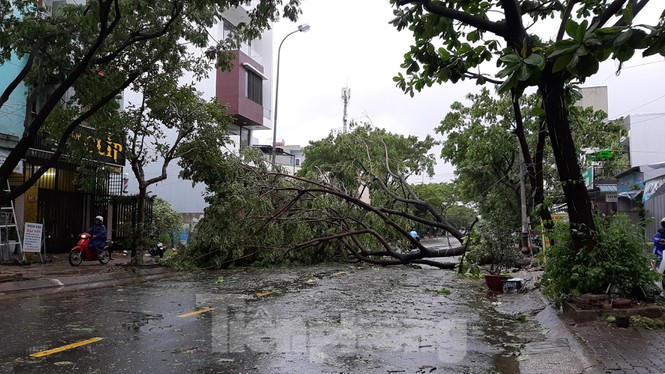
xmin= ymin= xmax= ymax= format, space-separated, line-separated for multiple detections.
xmin=172 ymin=347 xmax=198 ymax=354
xmin=54 ymin=361 xmax=75 ymax=366
xmin=630 ymin=315 xmax=665 ymax=330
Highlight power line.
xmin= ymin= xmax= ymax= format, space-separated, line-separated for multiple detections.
xmin=617 ymin=95 xmax=665 ymax=117
xmin=599 ymin=59 xmax=665 ymax=85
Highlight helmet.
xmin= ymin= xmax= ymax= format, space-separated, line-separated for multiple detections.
xmin=95 ymin=215 xmax=103 ymax=223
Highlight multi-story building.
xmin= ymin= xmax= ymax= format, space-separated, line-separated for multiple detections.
xmin=128 ymin=7 xmax=275 ymax=218
xmin=617 ymin=113 xmax=665 ymax=236
xmin=253 ymin=142 xmax=303 ymax=176
xmin=0 ymin=0 xmax=128 ymax=257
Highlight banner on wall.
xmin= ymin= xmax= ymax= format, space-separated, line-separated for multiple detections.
xmin=643 ymin=175 xmax=665 ymax=203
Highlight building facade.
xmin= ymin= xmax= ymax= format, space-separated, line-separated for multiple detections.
xmin=127 ymin=6 xmax=275 ymax=217
xmin=618 ymin=114 xmax=665 ymax=237
xmin=0 ymin=0 xmax=129 ymax=256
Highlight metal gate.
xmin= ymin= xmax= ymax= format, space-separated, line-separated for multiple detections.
xmin=37 ymin=190 xmax=152 ymax=253
xmin=110 ymin=195 xmax=153 ymax=251
xmin=38 ymin=189 xmax=96 ymax=252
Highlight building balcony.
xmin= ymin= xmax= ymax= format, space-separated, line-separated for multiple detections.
xmin=216 ymin=50 xmax=269 ymax=131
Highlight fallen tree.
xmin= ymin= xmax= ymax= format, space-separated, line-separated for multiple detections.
xmin=179 ymin=125 xmax=477 ymax=269
xmin=264 ymin=171 xmax=474 ymax=269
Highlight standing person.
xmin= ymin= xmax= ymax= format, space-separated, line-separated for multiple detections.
xmin=87 ymin=216 xmax=107 ymax=255
xmin=652 ymin=218 xmax=665 ymax=297
xmin=653 ymin=218 xmax=665 ymax=271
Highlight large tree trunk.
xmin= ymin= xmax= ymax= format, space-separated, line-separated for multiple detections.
xmin=540 ymin=78 xmax=596 ymax=250
xmin=533 ymin=120 xmax=554 ymax=228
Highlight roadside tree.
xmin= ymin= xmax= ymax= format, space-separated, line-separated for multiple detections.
xmin=150 ymin=198 xmax=181 ymax=250
xmin=406 ymin=182 xmax=476 ymax=233
xmin=120 ymin=73 xmax=230 ymax=262
xmin=438 ymin=88 xmax=627 ymax=233
xmin=391 ymin=0 xmax=664 ymax=250
xmin=0 ymin=0 xmax=302 ymax=206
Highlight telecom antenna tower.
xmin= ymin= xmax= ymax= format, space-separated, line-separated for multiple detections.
xmin=341 ymin=87 xmax=351 ymax=133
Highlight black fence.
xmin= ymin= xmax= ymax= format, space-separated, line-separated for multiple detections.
xmin=37 ymin=190 xmax=152 ymax=253
xmin=110 ymin=195 xmax=153 ymax=250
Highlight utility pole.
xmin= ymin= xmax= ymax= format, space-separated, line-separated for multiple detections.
xmin=519 ymin=150 xmax=530 ymax=254
xmin=341 ymin=87 xmax=350 ymax=133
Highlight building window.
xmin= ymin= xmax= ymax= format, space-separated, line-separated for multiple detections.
xmin=295 ymin=158 xmax=301 ymax=166
xmin=223 ymin=20 xmax=235 ymax=40
xmin=246 ymin=70 xmax=263 ymax=105
xmin=240 ymin=127 xmax=251 ymax=148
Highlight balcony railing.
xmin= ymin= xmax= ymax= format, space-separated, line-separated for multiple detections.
xmin=240 ymin=43 xmax=262 ymax=64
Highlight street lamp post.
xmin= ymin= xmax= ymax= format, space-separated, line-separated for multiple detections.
xmin=271 ymin=24 xmax=310 ymax=166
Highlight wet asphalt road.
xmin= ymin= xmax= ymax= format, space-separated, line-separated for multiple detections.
xmin=0 ymin=262 xmax=528 ymax=373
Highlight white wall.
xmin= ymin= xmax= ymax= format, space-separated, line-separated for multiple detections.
xmin=625 ymin=113 xmax=665 ymax=167
xmin=122 ymin=13 xmax=274 ymax=214
xmin=578 ymin=86 xmax=609 ymax=114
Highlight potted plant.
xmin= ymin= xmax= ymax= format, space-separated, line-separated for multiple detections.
xmin=466 ymin=222 xmax=522 ymax=292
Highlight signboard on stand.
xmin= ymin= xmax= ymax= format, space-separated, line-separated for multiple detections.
xmin=23 ymin=222 xmax=43 ymax=253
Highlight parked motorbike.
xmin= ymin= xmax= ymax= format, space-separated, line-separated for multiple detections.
xmin=148 ymin=242 xmax=165 ymax=258
xmin=68 ymin=233 xmax=112 ymax=266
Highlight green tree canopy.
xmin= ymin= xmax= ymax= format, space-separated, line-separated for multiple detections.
xmin=390 ymin=0 xmax=664 ymax=249
xmin=410 ymin=182 xmax=476 ymax=230
xmin=299 ymin=122 xmax=438 ymax=200
xmin=438 ymin=88 xmax=627 ymax=230
xmin=177 ymin=124 xmax=469 ymax=269
xmin=0 ymin=0 xmax=303 ymax=204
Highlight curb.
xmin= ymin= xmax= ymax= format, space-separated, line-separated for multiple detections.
xmin=521 ymin=291 xmax=602 ymax=374
xmin=0 ymin=266 xmax=179 ymax=296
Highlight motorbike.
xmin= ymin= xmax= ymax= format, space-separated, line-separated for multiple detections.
xmin=68 ymin=232 xmax=112 ymax=266
xmin=148 ymin=242 xmax=165 ymax=258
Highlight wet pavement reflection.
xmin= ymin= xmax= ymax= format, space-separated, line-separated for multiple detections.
xmin=0 ymin=263 xmax=528 ymax=373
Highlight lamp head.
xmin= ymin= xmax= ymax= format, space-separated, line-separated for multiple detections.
xmin=298 ymin=24 xmax=311 ymax=32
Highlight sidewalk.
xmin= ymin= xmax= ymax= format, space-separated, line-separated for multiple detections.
xmin=495 ymin=269 xmax=665 ymax=374
xmin=0 ymin=252 xmax=176 ymax=297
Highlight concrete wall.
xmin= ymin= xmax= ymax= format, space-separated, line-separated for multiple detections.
xmin=578 ymin=86 xmax=609 ymax=114
xmin=625 ymin=113 xmax=665 ymax=167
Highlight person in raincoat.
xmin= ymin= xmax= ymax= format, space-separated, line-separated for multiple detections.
xmin=87 ymin=216 xmax=107 ymax=254
xmin=653 ymin=218 xmax=665 ymax=270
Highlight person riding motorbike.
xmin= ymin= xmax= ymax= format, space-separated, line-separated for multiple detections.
xmin=86 ymin=216 xmax=107 ymax=255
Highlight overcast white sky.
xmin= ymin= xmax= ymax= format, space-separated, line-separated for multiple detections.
xmin=263 ymin=0 xmax=665 ymax=184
